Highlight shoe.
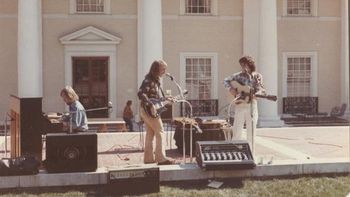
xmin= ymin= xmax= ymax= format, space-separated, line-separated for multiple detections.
xmin=157 ymin=160 xmax=175 ymax=165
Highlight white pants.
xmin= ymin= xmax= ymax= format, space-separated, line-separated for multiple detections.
xmin=230 ymin=100 xmax=258 ymax=154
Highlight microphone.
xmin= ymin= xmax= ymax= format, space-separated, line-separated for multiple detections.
xmin=165 ymin=73 xmax=174 ymax=81
xmin=108 ymin=101 xmax=113 ymax=108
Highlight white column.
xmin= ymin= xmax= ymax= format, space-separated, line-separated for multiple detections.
xmin=137 ymin=0 xmax=163 ymax=86
xmin=341 ymin=0 xmax=349 ymax=116
xmin=243 ymin=0 xmax=260 ymax=59
xmin=17 ymin=0 xmax=43 ymax=97
xmin=257 ymin=0 xmax=284 ymax=127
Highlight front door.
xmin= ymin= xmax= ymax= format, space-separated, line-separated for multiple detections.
xmin=72 ymin=57 xmax=109 ymax=118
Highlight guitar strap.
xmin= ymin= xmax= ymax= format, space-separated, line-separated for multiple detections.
xmin=158 ymin=83 xmax=165 ymax=98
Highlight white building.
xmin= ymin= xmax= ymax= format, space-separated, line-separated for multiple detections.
xmin=0 ymin=0 xmax=348 ymax=126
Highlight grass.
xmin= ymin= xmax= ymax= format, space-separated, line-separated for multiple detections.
xmin=1 ymin=175 xmax=350 ymax=196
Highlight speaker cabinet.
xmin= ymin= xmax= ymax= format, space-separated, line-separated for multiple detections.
xmin=45 ymin=132 xmax=97 ymax=173
xmin=10 ymin=95 xmax=43 ymax=160
xmin=106 ymin=166 xmax=159 ymax=195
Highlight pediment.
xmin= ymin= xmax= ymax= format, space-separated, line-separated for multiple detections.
xmin=59 ymin=26 xmax=121 ymax=45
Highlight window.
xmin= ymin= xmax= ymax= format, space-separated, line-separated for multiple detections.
xmin=180 ymin=53 xmax=218 ymax=116
xmin=284 ymin=0 xmax=317 ymax=16
xmin=180 ymin=0 xmax=217 ymax=15
xmin=282 ymin=52 xmax=318 ymax=97
xmin=185 ymin=58 xmax=213 ymax=99
xmin=186 ymin=0 xmax=211 ymax=14
xmin=287 ymin=57 xmax=312 ymax=96
xmin=70 ymin=0 xmax=111 ymax=14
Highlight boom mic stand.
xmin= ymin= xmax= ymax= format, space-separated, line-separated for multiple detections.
xmin=67 ymin=101 xmax=113 ymax=134
xmin=166 ymin=74 xmax=194 ymax=164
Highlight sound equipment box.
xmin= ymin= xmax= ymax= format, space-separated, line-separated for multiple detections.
xmin=10 ymin=95 xmax=43 ymax=160
xmin=45 ymin=132 xmax=97 ymax=173
xmin=196 ymin=140 xmax=255 ymax=170
xmin=106 ymin=166 xmax=159 ymax=195
xmin=174 ymin=119 xmax=225 ymax=155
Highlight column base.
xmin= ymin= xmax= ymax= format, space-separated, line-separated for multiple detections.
xmin=258 ymin=116 xmax=285 ymax=127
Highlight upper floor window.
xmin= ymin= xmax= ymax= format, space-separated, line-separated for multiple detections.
xmin=180 ymin=0 xmax=218 ymax=15
xmin=70 ymin=0 xmax=111 ymax=14
xmin=283 ymin=0 xmax=318 ymax=17
xmin=186 ymin=0 xmax=211 ymax=14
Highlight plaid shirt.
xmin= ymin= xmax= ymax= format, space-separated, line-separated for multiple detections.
xmin=138 ymin=74 xmax=163 ymax=107
xmin=224 ymin=71 xmax=265 ymax=96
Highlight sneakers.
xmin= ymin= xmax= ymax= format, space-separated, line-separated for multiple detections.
xmin=157 ymin=159 xmax=175 ymax=165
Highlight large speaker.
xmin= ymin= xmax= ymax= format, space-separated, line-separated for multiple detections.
xmin=45 ymin=132 xmax=97 ymax=173
xmin=106 ymin=166 xmax=159 ymax=195
xmin=10 ymin=95 xmax=43 ymax=160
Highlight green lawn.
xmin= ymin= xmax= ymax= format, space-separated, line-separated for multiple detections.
xmin=1 ymin=175 xmax=350 ymax=196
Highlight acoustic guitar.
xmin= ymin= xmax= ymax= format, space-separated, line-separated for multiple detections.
xmin=229 ymin=80 xmax=277 ymax=103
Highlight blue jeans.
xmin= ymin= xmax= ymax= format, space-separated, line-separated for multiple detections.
xmin=123 ymin=117 xmax=133 ymax=131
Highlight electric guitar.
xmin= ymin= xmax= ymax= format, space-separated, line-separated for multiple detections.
xmin=229 ymin=80 xmax=277 ymax=103
xmin=144 ymin=94 xmax=186 ymax=118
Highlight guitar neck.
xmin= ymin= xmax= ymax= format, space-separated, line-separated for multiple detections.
xmin=255 ymin=94 xmax=277 ymax=101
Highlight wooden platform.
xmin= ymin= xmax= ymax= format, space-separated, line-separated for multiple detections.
xmin=88 ymin=120 xmax=127 ymax=132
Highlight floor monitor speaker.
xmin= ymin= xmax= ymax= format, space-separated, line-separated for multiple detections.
xmin=45 ymin=132 xmax=97 ymax=173
xmin=106 ymin=166 xmax=159 ymax=195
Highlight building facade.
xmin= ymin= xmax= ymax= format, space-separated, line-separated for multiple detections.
xmin=0 ymin=0 xmax=348 ymax=126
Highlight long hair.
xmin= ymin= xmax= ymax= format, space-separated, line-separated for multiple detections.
xmin=60 ymin=86 xmax=79 ymax=103
xmin=147 ymin=60 xmax=167 ymax=81
xmin=239 ymin=56 xmax=256 ymax=72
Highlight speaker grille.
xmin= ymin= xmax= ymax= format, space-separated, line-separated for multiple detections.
xmin=45 ymin=132 xmax=97 ymax=173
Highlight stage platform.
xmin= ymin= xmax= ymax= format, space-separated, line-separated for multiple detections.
xmin=0 ymin=126 xmax=350 ymax=189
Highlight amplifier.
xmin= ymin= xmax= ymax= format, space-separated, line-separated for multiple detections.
xmin=196 ymin=140 xmax=255 ymax=170
xmin=45 ymin=132 xmax=97 ymax=173
xmin=106 ymin=166 xmax=159 ymax=195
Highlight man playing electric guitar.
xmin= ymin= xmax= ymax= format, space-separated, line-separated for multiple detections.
xmin=223 ymin=56 xmax=273 ymax=154
xmin=138 ymin=59 xmax=175 ymax=165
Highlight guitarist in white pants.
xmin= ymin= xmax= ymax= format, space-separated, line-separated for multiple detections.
xmin=138 ymin=60 xmax=175 ymax=165
xmin=223 ymin=56 xmax=266 ymax=154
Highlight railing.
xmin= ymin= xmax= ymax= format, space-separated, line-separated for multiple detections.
xmin=283 ymin=97 xmax=318 ymax=114
xmin=180 ymin=99 xmax=218 ymax=117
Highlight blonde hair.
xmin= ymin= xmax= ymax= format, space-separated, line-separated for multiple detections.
xmin=148 ymin=59 xmax=168 ymax=78
xmin=60 ymin=86 xmax=79 ymax=103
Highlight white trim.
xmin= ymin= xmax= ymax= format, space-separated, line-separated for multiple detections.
xmin=60 ymin=27 xmax=122 ymax=119
xmin=43 ymin=14 xmax=137 ymax=19
xmin=59 ymin=26 xmax=121 ymax=45
xmin=180 ymin=52 xmax=218 ymax=99
xmin=282 ymin=0 xmax=318 ymax=17
xmin=282 ymin=52 xmax=318 ymax=97
xmin=69 ymin=0 xmax=111 ymax=15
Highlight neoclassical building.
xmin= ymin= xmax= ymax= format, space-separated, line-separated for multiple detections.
xmin=0 ymin=0 xmax=348 ymax=126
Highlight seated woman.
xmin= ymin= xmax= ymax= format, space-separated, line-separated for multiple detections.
xmin=60 ymin=86 xmax=88 ymax=132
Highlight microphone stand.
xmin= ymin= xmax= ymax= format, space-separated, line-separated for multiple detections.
xmin=166 ymin=74 xmax=193 ymax=164
xmin=177 ymin=99 xmax=193 ymax=164
xmin=66 ymin=104 xmax=112 ymax=134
